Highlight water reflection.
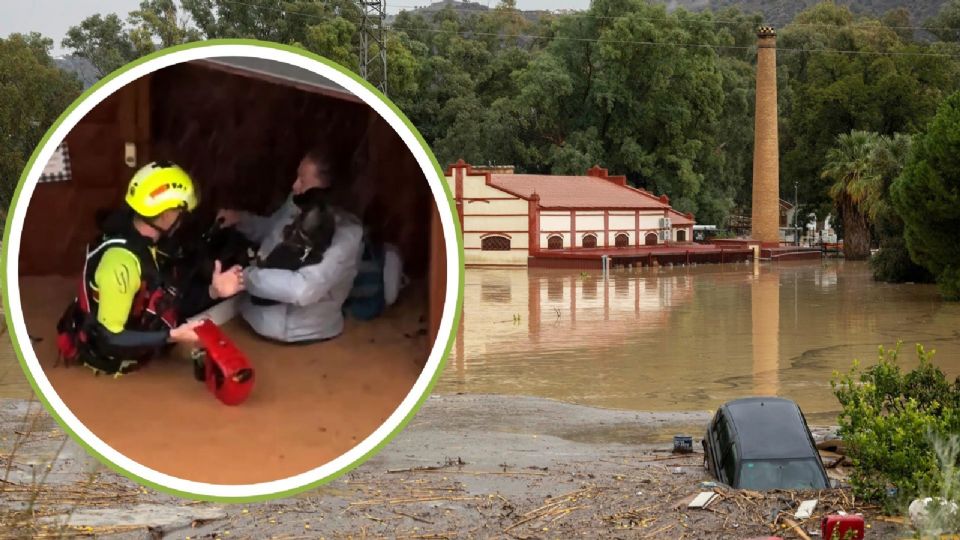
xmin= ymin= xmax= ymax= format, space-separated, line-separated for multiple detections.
xmin=438 ymin=261 xmax=960 ymax=419
xmin=752 ymin=266 xmax=780 ymax=397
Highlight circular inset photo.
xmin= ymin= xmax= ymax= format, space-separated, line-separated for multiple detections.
xmin=3 ymin=41 xmax=462 ymax=501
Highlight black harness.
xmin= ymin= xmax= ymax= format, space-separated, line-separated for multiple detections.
xmin=55 ymin=215 xmax=180 ymax=375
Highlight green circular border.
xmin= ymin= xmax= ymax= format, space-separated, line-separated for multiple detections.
xmin=1 ymin=38 xmax=465 ymax=503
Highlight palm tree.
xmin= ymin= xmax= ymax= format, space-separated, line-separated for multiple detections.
xmin=821 ymin=130 xmax=883 ymax=260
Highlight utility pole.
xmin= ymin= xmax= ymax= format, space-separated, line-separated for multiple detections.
xmin=358 ymin=0 xmax=389 ymax=96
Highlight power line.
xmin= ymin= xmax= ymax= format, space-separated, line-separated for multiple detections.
xmin=217 ymin=0 xmax=959 ymax=34
xmin=213 ymin=0 xmax=960 ymax=58
xmin=384 ymin=23 xmax=960 ymax=58
xmin=383 ymin=1 xmax=959 ymax=34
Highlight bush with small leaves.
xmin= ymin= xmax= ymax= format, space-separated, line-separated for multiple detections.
xmin=831 ymin=343 xmax=960 ymax=514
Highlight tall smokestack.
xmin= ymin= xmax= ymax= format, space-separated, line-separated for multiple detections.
xmin=751 ymin=26 xmax=780 ymax=246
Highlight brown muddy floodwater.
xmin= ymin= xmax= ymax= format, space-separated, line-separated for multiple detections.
xmin=4 ymin=276 xmax=428 ymax=485
xmin=435 ymin=260 xmax=960 ymax=424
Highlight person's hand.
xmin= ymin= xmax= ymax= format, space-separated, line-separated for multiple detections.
xmin=216 ymin=209 xmax=243 ymax=228
xmin=169 ymin=320 xmax=203 ymax=344
xmin=210 ymin=260 xmax=246 ymax=299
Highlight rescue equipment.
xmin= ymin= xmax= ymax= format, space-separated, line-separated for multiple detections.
xmin=190 ymin=319 xmax=255 ymax=405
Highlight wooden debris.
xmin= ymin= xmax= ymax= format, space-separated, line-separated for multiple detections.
xmin=688 ymin=492 xmax=720 ymax=509
xmin=816 ymin=439 xmax=846 ymax=454
xmin=795 ymin=499 xmax=818 ymax=519
xmin=349 ymin=495 xmax=479 ymax=506
xmin=503 ymin=487 xmax=598 ymax=533
xmin=393 ymin=510 xmax=435 ymax=524
xmin=782 ymin=517 xmax=812 ymax=540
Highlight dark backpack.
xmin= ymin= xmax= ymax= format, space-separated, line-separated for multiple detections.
xmin=345 ymin=238 xmax=386 ymax=321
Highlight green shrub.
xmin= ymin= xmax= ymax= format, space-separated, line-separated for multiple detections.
xmin=870 ymin=216 xmax=935 ymax=284
xmin=831 ymin=343 xmax=960 ymax=513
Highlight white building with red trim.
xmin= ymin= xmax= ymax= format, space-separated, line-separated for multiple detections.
xmin=444 ymin=160 xmax=696 ymax=266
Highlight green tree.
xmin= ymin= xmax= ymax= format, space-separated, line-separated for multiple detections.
xmin=821 ymin=130 xmax=882 ymax=259
xmin=778 ymin=2 xmax=960 ymax=224
xmin=394 ymin=3 xmax=537 ymax=166
xmin=891 ymin=91 xmax=960 ymax=300
xmin=866 ymin=132 xmax=934 ymax=283
xmin=433 ymin=0 xmax=760 ymax=226
xmin=61 ymin=13 xmax=139 ymax=76
xmin=62 ymin=1 xmax=402 ymax=97
xmin=820 ymin=130 xmax=928 ymax=268
xmin=0 ymin=34 xmax=83 ymax=214
xmin=927 ymin=0 xmax=960 ymax=42
xmin=300 ymin=15 xmax=359 ymax=71
xmin=127 ymin=0 xmax=203 ymax=54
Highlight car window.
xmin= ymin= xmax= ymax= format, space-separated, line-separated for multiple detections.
xmin=737 ymin=459 xmax=827 ymax=490
xmin=722 ymin=442 xmax=737 ymax=483
xmin=723 ymin=420 xmax=736 ymax=452
xmin=715 ymin=411 xmax=730 ymax=448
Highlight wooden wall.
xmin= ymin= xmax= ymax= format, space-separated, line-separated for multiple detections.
xmin=20 ymin=61 xmax=438 ymax=281
xmin=19 ymin=76 xmax=150 ymax=277
xmin=150 ymin=62 xmax=436 ymax=279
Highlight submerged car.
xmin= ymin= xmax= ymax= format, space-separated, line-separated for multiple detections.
xmin=702 ymin=397 xmax=830 ymax=490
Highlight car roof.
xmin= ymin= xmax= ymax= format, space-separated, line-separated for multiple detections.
xmin=720 ymin=397 xmax=817 ymax=460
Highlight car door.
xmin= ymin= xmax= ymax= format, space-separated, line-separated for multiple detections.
xmin=704 ymin=411 xmax=721 ymax=477
xmin=716 ymin=414 xmax=737 ymax=485
xmin=797 ymin=407 xmax=831 ymax=486
xmin=709 ymin=410 xmax=733 ymax=483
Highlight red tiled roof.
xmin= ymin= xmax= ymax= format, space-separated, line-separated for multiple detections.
xmin=489 ymin=174 xmax=672 ymax=210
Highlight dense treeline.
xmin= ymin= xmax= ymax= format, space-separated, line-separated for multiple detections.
xmin=2 ymin=0 xmax=960 ymax=295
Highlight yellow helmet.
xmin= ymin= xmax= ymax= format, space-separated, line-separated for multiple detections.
xmin=125 ymin=161 xmax=198 ymax=218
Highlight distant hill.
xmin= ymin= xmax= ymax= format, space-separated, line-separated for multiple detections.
xmin=388 ymin=0 xmax=548 ymax=24
xmin=393 ymin=0 xmax=949 ymax=31
xmin=54 ymin=56 xmax=100 ymax=90
xmin=660 ymin=0 xmax=945 ymax=29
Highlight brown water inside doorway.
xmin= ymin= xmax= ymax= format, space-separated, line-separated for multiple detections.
xmin=437 ymin=261 xmax=960 ymax=426
xmin=15 ymin=276 xmax=429 ymax=485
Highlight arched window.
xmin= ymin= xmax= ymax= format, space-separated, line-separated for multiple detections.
xmin=582 ymin=233 xmax=597 ymax=248
xmin=645 ymin=232 xmax=659 ymax=246
xmin=676 ymin=229 xmax=687 ymax=242
xmin=547 ymin=235 xmax=563 ymax=250
xmin=615 ymin=233 xmax=629 ymax=248
xmin=481 ymin=235 xmax=511 ymax=251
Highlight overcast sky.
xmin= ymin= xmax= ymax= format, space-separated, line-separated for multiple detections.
xmin=1 ymin=0 xmax=593 ymax=57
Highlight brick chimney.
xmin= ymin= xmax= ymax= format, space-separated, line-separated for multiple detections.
xmin=751 ymin=26 xmax=781 ymax=246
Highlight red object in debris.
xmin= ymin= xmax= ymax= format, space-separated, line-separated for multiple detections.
xmin=194 ymin=319 xmax=255 ymax=406
xmin=821 ymin=514 xmax=865 ymax=540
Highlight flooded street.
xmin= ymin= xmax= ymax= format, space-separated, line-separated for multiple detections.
xmin=436 ymin=260 xmax=960 ymax=424
xmin=0 ymin=262 xmax=948 ymax=539
xmin=3 ymin=260 xmax=959 ymax=427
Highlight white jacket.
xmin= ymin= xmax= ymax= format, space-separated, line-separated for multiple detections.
xmin=236 ymin=196 xmax=364 ymax=342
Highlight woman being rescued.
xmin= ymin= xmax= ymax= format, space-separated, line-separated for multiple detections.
xmin=215 ymin=150 xmax=364 ymax=344
xmin=55 ymin=161 xmax=246 ymax=377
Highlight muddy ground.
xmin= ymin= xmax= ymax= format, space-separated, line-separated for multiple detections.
xmin=16 ymin=275 xmax=430 ymax=485
xmin=0 ymin=394 xmax=910 ymax=539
